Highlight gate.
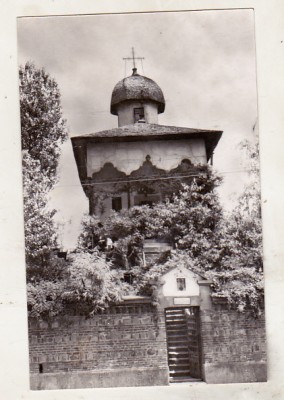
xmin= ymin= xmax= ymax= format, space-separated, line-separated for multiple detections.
xmin=165 ymin=307 xmax=201 ymax=382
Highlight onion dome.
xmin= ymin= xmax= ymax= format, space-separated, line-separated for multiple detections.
xmin=111 ymin=68 xmax=165 ymax=115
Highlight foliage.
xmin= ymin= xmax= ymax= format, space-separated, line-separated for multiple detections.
xmin=77 ymin=214 xmax=102 ymax=250
xmin=27 ymin=280 xmax=66 ymax=319
xmin=20 ymin=61 xmax=67 ymax=187
xmin=20 ymin=63 xmax=128 ymax=319
xmin=78 ymin=155 xmax=264 ymax=315
xmin=62 ymin=251 xmax=125 ymax=316
xmin=207 ymin=140 xmax=264 ymax=314
xmin=22 ymin=151 xmax=58 ymax=282
xmin=27 ymin=251 xmax=126 ymax=319
xmin=20 ymin=62 xmax=67 ymax=285
xmin=78 ymin=167 xmax=223 ymax=292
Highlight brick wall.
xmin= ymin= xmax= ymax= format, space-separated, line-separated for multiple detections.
xmin=200 ymin=305 xmax=267 ymax=383
xmin=28 ymin=303 xmax=169 ymax=389
xmin=28 ymin=300 xmax=267 ymax=389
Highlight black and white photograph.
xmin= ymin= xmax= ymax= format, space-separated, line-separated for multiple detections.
xmin=16 ymin=9 xmax=267 ymax=391
xmin=2 ymin=1 xmax=284 ymax=399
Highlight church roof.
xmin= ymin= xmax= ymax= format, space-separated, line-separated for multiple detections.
xmin=71 ymin=123 xmax=222 ymax=161
xmin=110 ymin=71 xmax=165 ymax=115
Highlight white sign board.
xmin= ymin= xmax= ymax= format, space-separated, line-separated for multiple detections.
xmin=174 ymin=297 xmax=191 ymax=305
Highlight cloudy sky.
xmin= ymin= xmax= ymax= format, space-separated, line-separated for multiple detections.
xmin=17 ymin=9 xmax=259 ymax=249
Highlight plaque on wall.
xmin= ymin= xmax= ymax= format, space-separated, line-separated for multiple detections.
xmin=174 ymin=297 xmax=191 ymax=305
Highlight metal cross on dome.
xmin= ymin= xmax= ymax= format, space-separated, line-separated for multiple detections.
xmin=123 ymin=47 xmax=144 ymax=70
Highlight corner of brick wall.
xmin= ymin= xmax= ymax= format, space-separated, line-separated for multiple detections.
xmin=199 ymin=305 xmax=267 ymax=384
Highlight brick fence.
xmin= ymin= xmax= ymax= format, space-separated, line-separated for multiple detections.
xmin=200 ymin=304 xmax=267 ymax=383
xmin=28 ymin=299 xmax=266 ymax=389
xmin=28 ymin=302 xmax=169 ymax=389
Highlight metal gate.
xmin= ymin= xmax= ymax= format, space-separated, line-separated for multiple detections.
xmin=165 ymin=307 xmax=201 ymax=382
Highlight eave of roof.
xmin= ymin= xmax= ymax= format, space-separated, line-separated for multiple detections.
xmin=71 ymin=123 xmax=223 ymax=161
xmin=71 ymin=123 xmax=221 ymax=140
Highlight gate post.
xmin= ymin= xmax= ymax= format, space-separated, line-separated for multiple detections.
xmin=198 ymin=280 xmax=213 ymax=310
xmin=197 ymin=279 xmax=213 ymax=383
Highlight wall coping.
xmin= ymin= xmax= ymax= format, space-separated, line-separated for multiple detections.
xmin=198 ymin=280 xmax=213 ymax=286
xmin=122 ymin=295 xmax=152 ymax=304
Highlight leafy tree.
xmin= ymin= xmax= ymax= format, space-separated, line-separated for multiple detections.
xmin=22 ymin=151 xmax=60 ymax=282
xmin=27 ymin=251 xmax=126 ymax=319
xmin=20 ymin=63 xmax=67 ymax=316
xmin=19 ymin=62 xmax=67 ymax=187
xmin=62 ymin=251 xmax=125 ymax=316
xmin=27 ymin=280 xmax=67 ymax=319
xmin=20 ymin=63 xmax=126 ymax=319
xmin=20 ymin=62 xmax=68 ymax=283
xmin=24 ymin=155 xmax=125 ymax=319
xmin=206 ymin=140 xmax=264 ymax=314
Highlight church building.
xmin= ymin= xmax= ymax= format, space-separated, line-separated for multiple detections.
xmin=70 ymin=61 xmax=225 ymax=383
xmin=71 ymin=64 xmax=222 ymax=218
xmin=28 ymin=56 xmax=267 ymax=390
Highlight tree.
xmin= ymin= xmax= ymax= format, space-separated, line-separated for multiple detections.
xmin=20 ymin=63 xmax=68 ymax=318
xmin=20 ymin=63 xmax=126 ymax=319
xmin=20 ymin=62 xmax=68 ymax=278
xmin=206 ymin=140 xmax=264 ymax=314
xmin=19 ymin=62 xmax=67 ymax=187
xmin=26 ymin=251 xmax=126 ymax=319
xmin=62 ymin=251 xmax=125 ymax=316
xmin=22 ymin=151 xmax=60 ymax=282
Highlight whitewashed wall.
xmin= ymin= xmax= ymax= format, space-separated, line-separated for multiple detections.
xmin=87 ymin=138 xmax=206 ymax=176
xmin=162 ymin=266 xmax=201 ymax=297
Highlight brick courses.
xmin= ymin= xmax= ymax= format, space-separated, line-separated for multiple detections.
xmin=29 ymin=303 xmax=169 ymax=388
xmin=199 ymin=305 xmax=267 ymax=383
xmin=28 ymin=302 xmax=267 ymax=388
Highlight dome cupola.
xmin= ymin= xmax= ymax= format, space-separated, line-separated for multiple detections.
xmin=110 ymin=68 xmax=165 ymax=127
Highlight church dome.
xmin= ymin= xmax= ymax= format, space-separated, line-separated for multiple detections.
xmin=111 ymin=68 xmax=165 ymax=115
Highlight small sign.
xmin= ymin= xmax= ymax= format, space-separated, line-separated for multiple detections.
xmin=174 ymin=297 xmax=191 ymax=305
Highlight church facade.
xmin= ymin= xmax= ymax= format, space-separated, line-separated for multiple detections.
xmin=71 ymin=67 xmax=222 ymax=217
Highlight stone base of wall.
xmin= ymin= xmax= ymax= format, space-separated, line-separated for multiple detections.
xmin=30 ymin=366 xmax=169 ymax=390
xmin=203 ymin=361 xmax=267 ymax=384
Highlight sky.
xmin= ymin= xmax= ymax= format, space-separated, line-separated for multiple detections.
xmin=17 ymin=9 xmax=259 ymax=249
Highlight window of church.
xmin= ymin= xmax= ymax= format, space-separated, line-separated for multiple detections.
xmin=112 ymin=196 xmax=122 ymax=212
xmin=176 ymin=278 xmax=186 ymax=291
xmin=134 ymin=107 xmax=144 ymax=123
